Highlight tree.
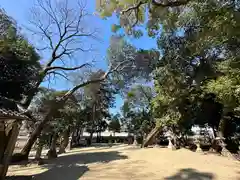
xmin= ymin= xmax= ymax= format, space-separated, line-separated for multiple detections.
xmin=0 ymin=16 xmax=38 ymax=180
xmin=107 ymin=35 xmax=159 ymax=90
xmin=15 ymin=33 xmax=152 ymax=161
xmin=81 ymin=70 xmax=116 ymax=144
xmin=12 ymin=0 xmax=134 ymax=160
xmin=121 ymin=85 xmax=155 ymax=145
xmin=0 ymin=9 xmax=41 ymax=101
xmin=96 ymin=0 xmax=192 ymax=36
xmin=150 ymin=1 xmax=238 ymax=151
xmin=0 ymin=8 xmax=42 ymax=178
xmin=108 ymin=114 xmax=121 ymax=135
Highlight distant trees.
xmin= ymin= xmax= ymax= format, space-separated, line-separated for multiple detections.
xmin=108 ymin=114 xmax=121 ymax=135
xmin=120 ymin=85 xmax=155 ymax=145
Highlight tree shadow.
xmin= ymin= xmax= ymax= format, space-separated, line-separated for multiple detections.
xmin=6 ymin=176 xmax=33 ymax=180
xmin=164 ymin=168 xmax=214 ymax=180
xmin=7 ymin=151 xmax=128 ymax=180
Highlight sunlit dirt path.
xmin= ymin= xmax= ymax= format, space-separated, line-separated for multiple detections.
xmin=7 ymin=145 xmax=240 ymax=180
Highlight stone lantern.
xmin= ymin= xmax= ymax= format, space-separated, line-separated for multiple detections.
xmin=194 ymin=135 xmax=202 ymax=152
xmin=215 ymin=136 xmax=232 ymax=157
xmin=166 ymin=131 xmax=174 ymax=149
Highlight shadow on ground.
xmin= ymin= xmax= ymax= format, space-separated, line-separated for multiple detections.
xmin=7 ymin=150 xmax=128 ymax=180
xmin=164 ymin=168 xmax=214 ymax=180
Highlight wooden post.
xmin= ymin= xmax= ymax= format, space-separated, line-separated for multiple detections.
xmin=1 ymin=121 xmax=20 ymax=179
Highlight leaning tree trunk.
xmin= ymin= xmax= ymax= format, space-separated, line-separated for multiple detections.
xmin=0 ymin=121 xmax=20 ymax=180
xmin=58 ymin=129 xmax=70 ymax=154
xmin=142 ymin=126 xmax=161 ymax=148
xmin=12 ymin=100 xmax=65 ymax=162
xmin=47 ymin=133 xmax=58 ymax=159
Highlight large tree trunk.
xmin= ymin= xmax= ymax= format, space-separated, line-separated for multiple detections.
xmin=58 ymin=129 xmax=70 ymax=154
xmin=12 ymin=100 xmax=65 ymax=162
xmin=47 ymin=133 xmax=58 ymax=159
xmin=142 ymin=126 xmax=161 ymax=147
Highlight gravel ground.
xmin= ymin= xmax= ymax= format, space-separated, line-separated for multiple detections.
xmin=7 ymin=145 xmax=240 ymax=180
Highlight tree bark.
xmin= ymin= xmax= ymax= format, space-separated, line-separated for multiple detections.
xmin=142 ymin=126 xmax=161 ymax=147
xmin=58 ymin=129 xmax=69 ymax=154
xmin=47 ymin=133 xmax=58 ymax=159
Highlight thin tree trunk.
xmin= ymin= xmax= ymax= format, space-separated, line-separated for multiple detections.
xmin=89 ymin=103 xmax=96 ymax=146
xmin=47 ymin=133 xmax=58 ymax=159
xmin=58 ymin=129 xmax=70 ymax=154
xmin=35 ymin=143 xmax=43 ymax=160
xmin=89 ymin=131 xmax=94 ymax=145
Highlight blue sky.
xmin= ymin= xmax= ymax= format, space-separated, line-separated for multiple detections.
xmin=0 ymin=0 xmax=156 ymax=114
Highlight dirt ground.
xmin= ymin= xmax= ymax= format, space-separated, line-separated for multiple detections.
xmin=7 ymin=145 xmax=240 ymax=180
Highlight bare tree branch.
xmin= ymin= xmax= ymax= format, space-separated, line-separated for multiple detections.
xmin=121 ymin=1 xmax=146 ymax=14
xmin=61 ymin=58 xmax=132 ymax=100
xmin=152 ymin=0 xmax=191 ymax=7
xmin=30 ymin=0 xmax=98 ymax=68
xmin=46 ymin=63 xmax=91 ymax=71
xmin=46 ymin=71 xmax=71 ymax=81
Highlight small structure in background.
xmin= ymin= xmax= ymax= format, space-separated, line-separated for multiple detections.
xmin=0 ymin=98 xmax=28 ymax=179
xmin=75 ymin=130 xmax=133 ymax=146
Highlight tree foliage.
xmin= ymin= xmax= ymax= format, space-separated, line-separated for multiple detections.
xmin=0 ymin=9 xmax=41 ymax=100
xmin=98 ymin=0 xmax=240 ymax=142
xmin=108 ymin=114 xmax=121 ymax=133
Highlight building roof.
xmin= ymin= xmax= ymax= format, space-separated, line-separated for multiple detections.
xmin=0 ymin=108 xmax=28 ymax=120
xmin=0 ymin=97 xmax=28 ymax=121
